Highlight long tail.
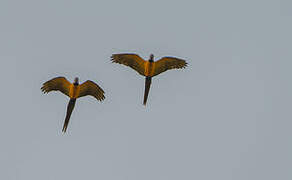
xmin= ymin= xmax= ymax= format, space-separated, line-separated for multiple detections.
xmin=143 ymin=77 xmax=152 ymax=106
xmin=62 ymin=98 xmax=76 ymax=133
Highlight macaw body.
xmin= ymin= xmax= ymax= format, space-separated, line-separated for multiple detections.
xmin=69 ymin=82 xmax=80 ymax=99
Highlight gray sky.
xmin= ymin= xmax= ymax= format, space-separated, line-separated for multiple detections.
xmin=0 ymin=0 xmax=292 ymax=179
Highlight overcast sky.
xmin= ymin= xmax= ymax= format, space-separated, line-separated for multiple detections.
xmin=0 ymin=0 xmax=292 ymax=180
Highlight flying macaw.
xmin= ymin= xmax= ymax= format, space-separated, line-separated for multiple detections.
xmin=111 ymin=53 xmax=187 ymax=105
xmin=41 ymin=77 xmax=105 ymax=133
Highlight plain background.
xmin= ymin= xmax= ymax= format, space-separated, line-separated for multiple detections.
xmin=0 ymin=0 xmax=292 ymax=179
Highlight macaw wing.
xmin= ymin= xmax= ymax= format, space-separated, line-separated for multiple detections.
xmin=78 ymin=80 xmax=105 ymax=101
xmin=153 ymin=57 xmax=187 ymax=76
xmin=41 ymin=76 xmax=71 ymax=97
xmin=111 ymin=53 xmax=146 ymax=76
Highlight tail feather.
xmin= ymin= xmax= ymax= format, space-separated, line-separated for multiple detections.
xmin=62 ymin=99 xmax=76 ymax=133
xmin=143 ymin=77 xmax=152 ymax=106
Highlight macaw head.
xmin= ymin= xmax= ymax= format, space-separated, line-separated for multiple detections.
xmin=149 ymin=54 xmax=154 ymax=62
xmin=73 ymin=77 xmax=79 ymax=85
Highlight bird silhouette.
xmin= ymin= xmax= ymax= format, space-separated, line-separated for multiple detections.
xmin=111 ymin=53 xmax=187 ymax=105
xmin=41 ymin=77 xmax=105 ymax=133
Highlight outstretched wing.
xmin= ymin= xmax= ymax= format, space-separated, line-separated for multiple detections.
xmin=78 ymin=80 xmax=105 ymax=101
xmin=153 ymin=57 xmax=187 ymax=76
xmin=41 ymin=77 xmax=71 ymax=97
xmin=111 ymin=53 xmax=146 ymax=76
